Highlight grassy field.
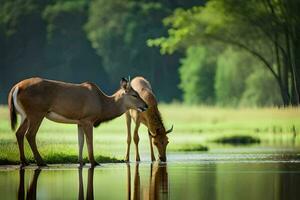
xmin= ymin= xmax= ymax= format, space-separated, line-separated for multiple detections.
xmin=0 ymin=104 xmax=299 ymax=164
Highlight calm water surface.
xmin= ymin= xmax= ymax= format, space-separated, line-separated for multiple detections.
xmin=1 ymin=149 xmax=300 ymax=200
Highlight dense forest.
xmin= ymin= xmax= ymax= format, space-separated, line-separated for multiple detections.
xmin=1 ymin=0 xmax=299 ymax=107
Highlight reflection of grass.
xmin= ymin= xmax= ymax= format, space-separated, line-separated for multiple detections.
xmin=213 ymin=135 xmax=261 ymax=145
xmin=0 ymin=105 xmax=299 ymax=164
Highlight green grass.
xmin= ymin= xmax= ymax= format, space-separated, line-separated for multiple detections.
xmin=0 ymin=104 xmax=299 ymax=164
xmin=177 ymin=144 xmax=209 ymax=152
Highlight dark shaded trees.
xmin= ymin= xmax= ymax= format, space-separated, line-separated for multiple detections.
xmin=85 ymin=0 xmax=186 ymax=101
xmin=0 ymin=0 xmax=108 ymax=103
xmin=1 ymin=0 xmax=204 ymax=103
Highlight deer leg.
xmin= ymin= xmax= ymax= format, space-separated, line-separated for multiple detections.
xmin=125 ymin=112 xmax=131 ymax=162
xmin=78 ymin=125 xmax=85 ymax=166
xmin=25 ymin=117 xmax=45 ymax=166
xmin=134 ymin=120 xmax=141 ymax=162
xmin=82 ymin=124 xmax=99 ymax=167
xmin=86 ymin=167 xmax=95 ymax=200
xmin=133 ymin=163 xmax=140 ymax=200
xmin=18 ymin=168 xmax=25 ymax=200
xmin=78 ymin=167 xmax=84 ymax=200
xmin=126 ymin=163 xmax=131 ymax=200
xmin=148 ymin=131 xmax=156 ymax=162
xmin=15 ymin=118 xmax=29 ymax=166
xmin=26 ymin=169 xmax=41 ymax=200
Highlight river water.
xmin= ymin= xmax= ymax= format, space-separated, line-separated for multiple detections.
xmin=1 ymin=148 xmax=300 ymax=200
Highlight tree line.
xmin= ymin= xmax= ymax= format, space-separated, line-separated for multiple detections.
xmin=1 ymin=0 xmax=201 ymax=104
xmin=1 ymin=0 xmax=298 ymax=107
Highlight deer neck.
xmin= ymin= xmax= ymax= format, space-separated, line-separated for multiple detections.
xmin=97 ymin=90 xmax=126 ymax=124
xmin=146 ymin=106 xmax=165 ymax=135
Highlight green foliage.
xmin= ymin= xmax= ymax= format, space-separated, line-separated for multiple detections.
xmin=0 ymin=0 xmax=109 ymax=103
xmin=214 ymin=48 xmax=282 ymax=107
xmin=85 ymin=0 xmax=134 ymax=79
xmin=85 ymin=0 xmax=181 ymax=101
xmin=179 ymin=46 xmax=216 ymax=104
xmin=241 ymin=68 xmax=283 ymax=107
xmin=40 ymin=0 xmax=106 ymax=83
xmin=148 ymin=0 xmax=271 ymax=55
xmin=147 ymin=3 xmax=228 ymax=54
xmin=42 ymin=0 xmax=86 ymax=39
xmin=148 ymin=0 xmax=300 ymax=106
xmin=147 ymin=7 xmax=202 ymax=54
xmin=215 ymin=48 xmax=254 ymax=106
xmin=1 ymin=0 xmax=298 ymax=106
xmin=0 ymin=0 xmax=37 ymax=36
xmin=1 ymin=0 xmax=204 ymax=104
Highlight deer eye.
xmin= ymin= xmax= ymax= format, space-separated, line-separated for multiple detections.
xmin=132 ymin=94 xmax=138 ymax=98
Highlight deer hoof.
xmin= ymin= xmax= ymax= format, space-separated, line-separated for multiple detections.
xmin=37 ymin=162 xmax=47 ymax=167
xmin=91 ymin=161 xmax=100 ymax=167
xmin=20 ymin=161 xmax=29 ymax=167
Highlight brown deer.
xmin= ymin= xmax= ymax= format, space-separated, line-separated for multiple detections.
xmin=78 ymin=167 xmax=94 ymax=200
xmin=125 ymin=77 xmax=173 ymax=162
xmin=8 ymin=77 xmax=148 ymax=167
xmin=18 ymin=168 xmax=41 ymax=200
xmin=127 ymin=162 xmax=169 ymax=200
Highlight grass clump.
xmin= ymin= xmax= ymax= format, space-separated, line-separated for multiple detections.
xmin=0 ymin=154 xmax=123 ymax=165
xmin=178 ymin=144 xmax=209 ymax=152
xmin=213 ymin=135 xmax=260 ymax=145
xmin=44 ymin=153 xmax=122 ymax=164
xmin=0 ymin=159 xmax=18 ymax=165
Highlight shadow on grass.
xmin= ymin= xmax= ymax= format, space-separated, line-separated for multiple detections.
xmin=0 ymin=153 xmax=123 ymax=165
xmin=213 ymin=135 xmax=261 ymax=145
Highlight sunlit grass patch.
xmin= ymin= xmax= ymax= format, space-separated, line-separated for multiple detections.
xmin=0 ymin=105 xmax=299 ymax=164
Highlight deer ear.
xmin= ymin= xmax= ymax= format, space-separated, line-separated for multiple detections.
xmin=120 ymin=78 xmax=129 ymax=90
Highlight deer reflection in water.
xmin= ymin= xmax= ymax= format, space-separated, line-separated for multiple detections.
xmin=18 ymin=168 xmax=41 ymax=200
xmin=78 ymin=167 xmax=95 ymax=200
xmin=18 ymin=164 xmax=166 ymax=200
xmin=18 ymin=167 xmax=95 ymax=200
xmin=127 ymin=162 xmax=169 ymax=200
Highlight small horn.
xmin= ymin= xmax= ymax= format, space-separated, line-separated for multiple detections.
xmin=128 ymin=75 xmax=131 ymax=82
xmin=166 ymin=125 xmax=173 ymax=134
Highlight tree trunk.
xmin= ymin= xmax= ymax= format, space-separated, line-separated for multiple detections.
xmin=285 ymin=26 xmax=300 ymax=106
xmin=278 ymin=82 xmax=290 ymax=106
xmin=292 ymin=38 xmax=300 ymax=105
xmin=275 ymin=32 xmax=290 ymax=106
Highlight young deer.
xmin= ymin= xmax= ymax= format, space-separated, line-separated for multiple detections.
xmin=125 ymin=77 xmax=173 ymax=162
xmin=8 ymin=77 xmax=148 ymax=167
